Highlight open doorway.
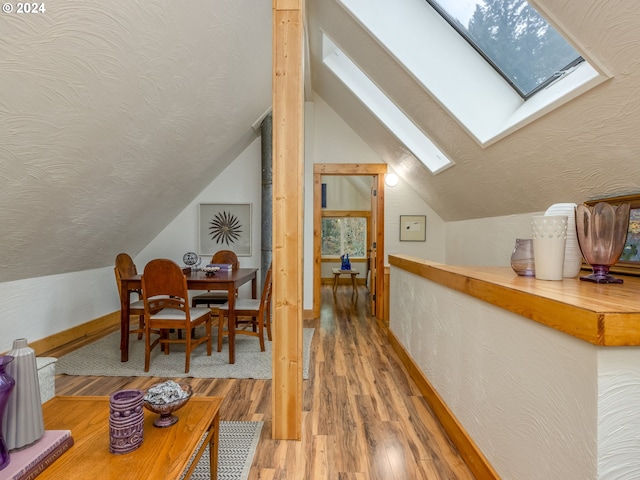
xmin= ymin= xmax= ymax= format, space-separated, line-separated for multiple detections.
xmin=320 ymin=175 xmax=371 ymax=291
xmin=313 ymin=164 xmax=387 ymax=319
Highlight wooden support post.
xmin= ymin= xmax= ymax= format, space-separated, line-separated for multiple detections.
xmin=272 ymin=0 xmax=303 ymax=440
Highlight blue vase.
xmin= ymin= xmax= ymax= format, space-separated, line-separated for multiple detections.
xmin=0 ymin=356 xmax=16 ymax=470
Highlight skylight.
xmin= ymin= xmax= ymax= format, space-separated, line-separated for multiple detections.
xmin=337 ymin=0 xmax=608 ymax=146
xmin=321 ymin=34 xmax=453 ymax=174
xmin=426 ymin=0 xmax=584 ymax=98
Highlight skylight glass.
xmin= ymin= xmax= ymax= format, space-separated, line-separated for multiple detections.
xmin=426 ymin=0 xmax=584 ymax=98
xmin=322 ymin=34 xmax=453 ymax=174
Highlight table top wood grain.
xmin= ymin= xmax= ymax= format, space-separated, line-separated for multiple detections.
xmin=389 ymin=254 xmax=640 ymax=346
xmin=38 ymin=395 xmax=222 ymax=480
xmin=332 ymin=268 xmax=359 ymax=275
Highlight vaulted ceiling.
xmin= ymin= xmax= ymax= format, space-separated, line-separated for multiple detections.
xmin=307 ymin=0 xmax=640 ymax=220
xmin=1 ymin=1 xmax=272 ymax=281
xmin=2 ymin=0 xmax=640 ymax=282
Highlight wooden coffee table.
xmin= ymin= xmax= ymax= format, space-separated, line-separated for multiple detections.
xmin=38 ymin=395 xmax=222 ymax=479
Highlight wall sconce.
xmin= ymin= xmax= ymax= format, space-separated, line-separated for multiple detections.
xmin=384 ymin=173 xmax=399 ymax=187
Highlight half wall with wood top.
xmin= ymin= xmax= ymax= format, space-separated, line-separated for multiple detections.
xmin=387 ymin=254 xmax=640 ymax=480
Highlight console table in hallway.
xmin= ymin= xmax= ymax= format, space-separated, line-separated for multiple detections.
xmin=332 ymin=268 xmax=359 ymax=295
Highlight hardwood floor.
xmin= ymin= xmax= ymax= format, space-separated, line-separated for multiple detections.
xmin=49 ymin=285 xmax=475 ymax=479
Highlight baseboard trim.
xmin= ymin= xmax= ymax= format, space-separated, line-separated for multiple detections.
xmin=386 ymin=328 xmax=500 ymax=480
xmin=29 ymin=311 xmax=121 ymax=356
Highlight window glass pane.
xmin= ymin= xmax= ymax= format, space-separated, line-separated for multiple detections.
xmin=321 ymin=218 xmax=367 ymax=258
xmin=322 ymin=218 xmax=342 ymax=257
xmin=428 ymin=0 xmax=583 ymax=97
xmin=342 ymin=218 xmax=367 ymax=257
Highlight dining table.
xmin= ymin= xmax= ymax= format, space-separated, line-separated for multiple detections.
xmin=119 ymin=267 xmax=258 ymax=364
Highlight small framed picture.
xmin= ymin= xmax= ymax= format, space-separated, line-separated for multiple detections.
xmin=399 ymin=215 xmax=426 ymax=242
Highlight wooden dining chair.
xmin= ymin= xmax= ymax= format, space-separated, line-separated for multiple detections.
xmin=217 ymin=264 xmax=272 ymax=353
xmin=191 ymin=250 xmax=240 ymax=308
xmin=114 ymin=253 xmax=145 ymax=340
xmin=142 ymin=258 xmax=212 ymax=373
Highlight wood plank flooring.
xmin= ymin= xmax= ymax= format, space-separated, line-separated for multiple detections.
xmin=49 ymin=285 xmax=475 ymax=479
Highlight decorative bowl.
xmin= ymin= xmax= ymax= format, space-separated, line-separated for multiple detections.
xmin=201 ymin=266 xmax=220 ymax=276
xmin=143 ymin=382 xmax=192 ymax=428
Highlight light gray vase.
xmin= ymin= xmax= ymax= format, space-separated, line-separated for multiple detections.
xmin=2 ymin=338 xmax=45 ymax=450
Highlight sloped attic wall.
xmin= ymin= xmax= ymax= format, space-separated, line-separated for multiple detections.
xmin=307 ymin=0 xmax=640 ymax=221
xmin=0 ymin=136 xmax=266 ymax=353
xmin=1 ymin=0 xmax=272 ymax=283
xmin=134 ymin=137 xmax=263 ymax=299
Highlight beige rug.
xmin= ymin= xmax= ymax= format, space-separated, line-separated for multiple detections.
xmin=55 ymin=328 xmax=314 ymax=379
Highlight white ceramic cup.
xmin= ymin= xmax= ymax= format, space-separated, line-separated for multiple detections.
xmin=532 ymin=215 xmax=568 ymax=281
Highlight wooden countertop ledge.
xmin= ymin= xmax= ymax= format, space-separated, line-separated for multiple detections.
xmin=389 ymin=254 xmax=640 ymax=346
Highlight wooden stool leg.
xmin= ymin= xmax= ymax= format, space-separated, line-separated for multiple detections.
xmin=333 ymin=273 xmax=339 ymax=293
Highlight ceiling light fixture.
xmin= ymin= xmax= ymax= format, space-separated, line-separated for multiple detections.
xmin=384 ymin=173 xmax=399 ymax=187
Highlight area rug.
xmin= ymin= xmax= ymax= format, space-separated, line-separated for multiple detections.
xmin=185 ymin=421 xmax=263 ymax=480
xmin=55 ymin=328 xmax=314 ymax=379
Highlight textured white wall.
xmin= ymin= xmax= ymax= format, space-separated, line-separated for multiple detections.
xmin=304 ymin=102 xmax=316 ymax=309
xmin=446 ymin=212 xmax=544 ymax=266
xmin=598 ymin=348 xmax=640 ymax=479
xmin=321 ymin=176 xmax=370 ymax=210
xmin=0 ymin=268 xmax=116 ymax=352
xmin=390 ymin=267 xmax=599 ymax=480
xmin=310 ymin=93 xmax=383 ymax=165
xmin=385 ymin=169 xmax=446 ymax=264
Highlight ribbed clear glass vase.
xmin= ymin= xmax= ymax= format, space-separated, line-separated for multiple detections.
xmin=510 ymin=238 xmax=535 ymax=277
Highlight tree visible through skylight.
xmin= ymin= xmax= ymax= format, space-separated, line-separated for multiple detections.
xmin=428 ymin=0 xmax=583 ymax=97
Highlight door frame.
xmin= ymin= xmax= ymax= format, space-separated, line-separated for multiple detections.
xmin=313 ymin=163 xmax=387 ymax=318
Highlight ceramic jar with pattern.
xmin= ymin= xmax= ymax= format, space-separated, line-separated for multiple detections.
xmin=109 ymin=389 xmax=144 ymax=454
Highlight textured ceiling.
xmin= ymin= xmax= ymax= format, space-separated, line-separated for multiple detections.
xmin=306 ymin=0 xmax=640 ymax=221
xmin=3 ymin=0 xmax=640 ymax=284
xmin=0 ymin=0 xmax=272 ymax=282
